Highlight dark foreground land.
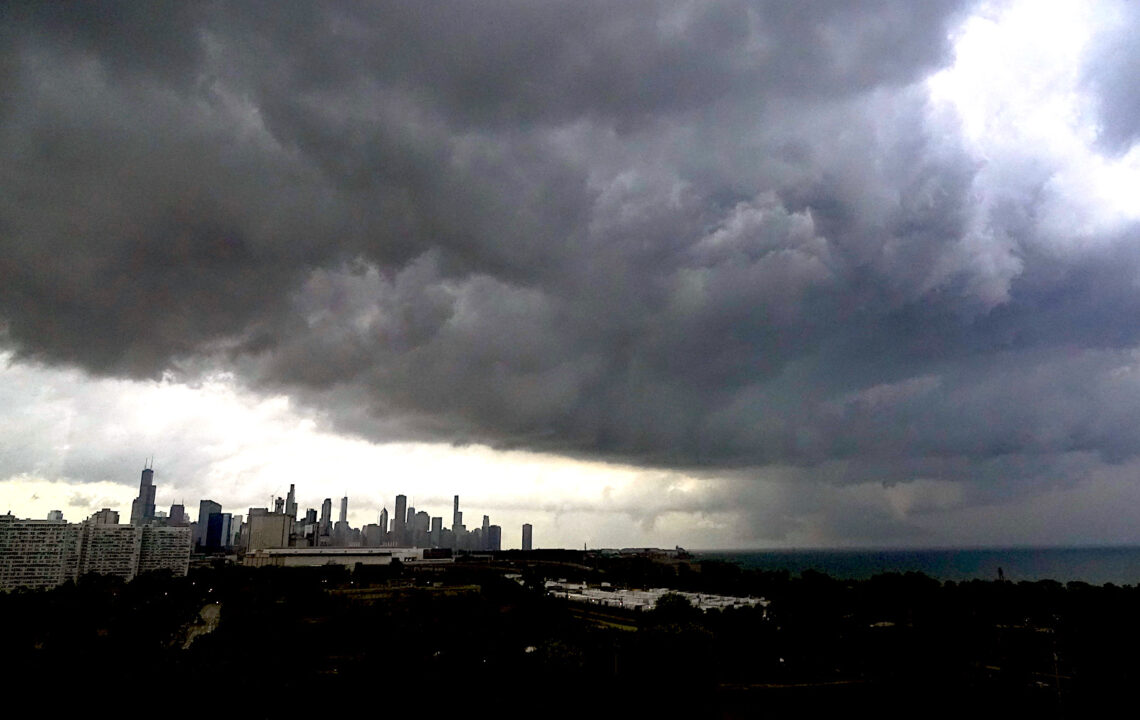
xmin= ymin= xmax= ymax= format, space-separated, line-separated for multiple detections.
xmin=2 ymin=553 xmax=1137 ymax=717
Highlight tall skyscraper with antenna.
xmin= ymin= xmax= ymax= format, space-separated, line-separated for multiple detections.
xmin=129 ymin=461 xmax=157 ymax=526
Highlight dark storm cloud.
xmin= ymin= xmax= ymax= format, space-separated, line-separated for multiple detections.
xmin=6 ymin=0 xmax=1140 ymax=495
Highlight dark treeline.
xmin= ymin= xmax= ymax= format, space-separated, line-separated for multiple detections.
xmin=2 ymin=558 xmax=1137 ymax=717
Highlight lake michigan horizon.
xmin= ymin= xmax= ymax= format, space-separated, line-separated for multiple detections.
xmin=691 ymin=546 xmax=1140 ymax=586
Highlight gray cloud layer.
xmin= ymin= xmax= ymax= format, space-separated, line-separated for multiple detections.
xmin=1084 ymin=1 xmax=1140 ymax=154
xmin=4 ymin=0 xmax=1140 ymax=497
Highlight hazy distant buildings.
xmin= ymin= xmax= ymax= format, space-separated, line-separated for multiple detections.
xmin=394 ymin=494 xmax=407 ymax=546
xmin=293 ymin=492 xmax=520 ymax=552
xmin=361 ymin=523 xmax=383 ymax=547
xmin=168 ymin=504 xmax=187 ymax=526
xmin=412 ymin=511 xmax=429 ymax=547
xmin=275 ymin=487 xmax=524 ymax=553
xmin=449 ymin=495 xmax=469 ymax=549
xmin=293 ymin=508 xmax=318 ymax=546
xmin=430 ymin=516 xmax=443 ymax=547
xmin=285 ymin=484 xmax=298 ymax=519
xmin=320 ymin=498 xmax=332 ymax=536
xmin=332 ymin=496 xmax=353 ymax=545
xmin=229 ymin=514 xmax=243 ymax=548
xmin=90 ymin=509 xmax=120 ymax=525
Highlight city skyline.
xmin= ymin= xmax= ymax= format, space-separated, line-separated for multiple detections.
xmin=4 ymin=2 xmax=1140 ymax=551
xmin=18 ymin=465 xmax=538 ymax=552
xmin=2 ymin=471 xmax=536 ymax=594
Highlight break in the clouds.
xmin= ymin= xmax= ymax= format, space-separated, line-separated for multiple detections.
xmin=3 ymin=0 xmax=1140 ymax=547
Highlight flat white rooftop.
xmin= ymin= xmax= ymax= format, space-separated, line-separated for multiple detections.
xmin=544 ymin=581 xmax=767 ymax=611
xmin=252 ymin=548 xmax=417 ymax=556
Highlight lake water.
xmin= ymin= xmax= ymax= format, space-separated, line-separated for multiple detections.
xmin=693 ymin=547 xmax=1140 ymax=585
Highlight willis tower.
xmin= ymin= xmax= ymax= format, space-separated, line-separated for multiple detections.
xmin=130 ymin=461 xmax=157 ymax=526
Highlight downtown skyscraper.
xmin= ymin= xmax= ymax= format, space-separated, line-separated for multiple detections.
xmin=129 ymin=463 xmax=157 ymax=526
xmin=394 ymin=494 xmax=407 ymax=545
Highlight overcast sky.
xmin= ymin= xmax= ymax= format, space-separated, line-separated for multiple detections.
xmin=3 ymin=0 xmax=1140 ymax=549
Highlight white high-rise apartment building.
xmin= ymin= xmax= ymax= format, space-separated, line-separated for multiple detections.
xmin=0 ymin=514 xmax=82 ymax=591
xmin=0 ymin=512 xmax=191 ymax=592
xmin=78 ymin=522 xmax=141 ymax=579
xmin=138 ymin=525 xmax=192 ymax=576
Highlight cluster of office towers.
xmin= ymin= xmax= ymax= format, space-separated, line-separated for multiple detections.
xmin=246 ymin=486 xmax=534 ymax=553
xmin=1 ymin=466 xmax=538 ymax=592
xmin=129 ymin=466 xmax=535 ymax=554
xmin=124 ymin=464 xmax=239 ymax=552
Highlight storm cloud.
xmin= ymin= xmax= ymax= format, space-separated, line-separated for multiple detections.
xmin=4 ymin=0 xmax=1140 ymax=510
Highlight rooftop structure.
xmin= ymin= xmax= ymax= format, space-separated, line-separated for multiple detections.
xmin=243 ymin=547 xmax=450 ymax=569
xmin=544 ymin=581 xmax=767 ymax=612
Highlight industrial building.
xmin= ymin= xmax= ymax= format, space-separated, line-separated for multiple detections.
xmin=242 ymin=547 xmax=450 ymax=569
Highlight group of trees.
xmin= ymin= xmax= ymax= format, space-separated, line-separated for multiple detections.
xmin=3 ymin=559 xmax=1138 ymax=715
